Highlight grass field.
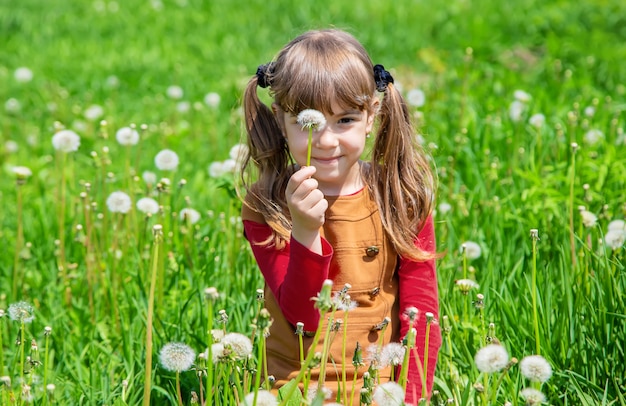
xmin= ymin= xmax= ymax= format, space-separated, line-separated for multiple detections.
xmin=1 ymin=0 xmax=625 ymax=404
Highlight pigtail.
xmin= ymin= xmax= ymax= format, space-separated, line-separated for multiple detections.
xmin=240 ymin=75 xmax=294 ymax=245
xmin=368 ymin=82 xmax=436 ymax=261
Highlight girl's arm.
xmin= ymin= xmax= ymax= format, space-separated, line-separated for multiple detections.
xmin=242 ymin=218 xmax=333 ymax=330
xmin=397 ymin=215 xmax=442 ymax=402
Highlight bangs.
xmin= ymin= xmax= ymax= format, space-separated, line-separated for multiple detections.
xmin=271 ymin=34 xmax=376 ymax=115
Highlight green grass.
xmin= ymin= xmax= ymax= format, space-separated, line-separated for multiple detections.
xmin=1 ymin=0 xmax=625 ymax=404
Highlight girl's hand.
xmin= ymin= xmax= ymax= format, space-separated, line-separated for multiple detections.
xmin=286 ymin=166 xmax=327 ymax=252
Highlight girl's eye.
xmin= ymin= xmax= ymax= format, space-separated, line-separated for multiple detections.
xmin=338 ymin=117 xmax=356 ymax=124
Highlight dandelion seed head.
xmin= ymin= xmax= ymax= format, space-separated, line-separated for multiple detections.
xmin=438 ymin=202 xmax=452 ymax=214
xmin=52 ymin=129 xmax=81 ymax=152
xmin=520 ymin=355 xmax=552 ymax=383
xmin=106 ymin=191 xmax=132 ymax=213
xmin=460 ymin=241 xmax=482 ymax=259
xmin=373 ymin=381 xmax=405 ymax=406
xmin=180 ymin=208 xmax=201 ymax=224
xmin=584 ymin=129 xmax=604 ymax=145
xmin=142 ymin=171 xmax=157 ymax=185
xmin=455 ymin=279 xmax=479 ymax=294
xmin=208 ymin=161 xmax=226 ymax=178
xmin=220 ymin=159 xmax=237 ymax=173
xmin=136 ymin=197 xmax=160 ymax=214
xmin=222 ymin=333 xmax=253 ymax=360
xmin=12 ymin=166 xmax=32 ymax=179
xmin=579 ymin=210 xmax=597 ymax=227
xmin=115 ymin=126 xmax=140 ymax=146
xmin=83 ymin=104 xmax=104 ymax=121
xmin=474 ymin=344 xmax=509 ymax=373
xmin=608 ymin=219 xmax=626 ymax=232
xmin=509 ymin=100 xmax=525 ymax=122
xmin=407 ymin=88 xmax=426 ymax=108
xmin=240 ymin=390 xmax=277 ymax=406
xmin=204 ymin=287 xmax=219 ymax=301
xmin=229 ymin=143 xmax=249 ymax=162
xmin=14 ymin=67 xmax=34 ymax=83
xmin=380 ymin=342 xmax=405 ymax=367
xmin=520 ymin=387 xmax=546 ymax=405
xmin=8 ymin=301 xmax=35 ymax=323
xmin=605 ymin=229 xmax=625 ymax=250
xmin=514 ymin=90 xmax=532 ymax=103
xmin=529 ymin=113 xmax=545 ymax=128
xmin=204 ymin=92 xmax=221 ymax=108
xmin=159 ymin=342 xmax=195 ymax=372
xmin=297 ymin=109 xmax=326 ymax=131
xmin=166 ymin=85 xmax=184 ymax=99
xmin=154 ymin=149 xmax=179 ymax=171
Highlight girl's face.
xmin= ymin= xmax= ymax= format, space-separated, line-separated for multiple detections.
xmin=276 ymin=99 xmax=376 ymax=196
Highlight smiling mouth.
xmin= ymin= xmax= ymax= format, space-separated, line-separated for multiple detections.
xmin=314 ymin=156 xmax=340 ymax=163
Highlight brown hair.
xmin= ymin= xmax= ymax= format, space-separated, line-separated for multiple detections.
xmin=240 ymin=29 xmax=435 ymax=260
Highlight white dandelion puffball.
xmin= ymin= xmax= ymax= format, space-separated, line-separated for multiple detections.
xmin=52 ymin=130 xmax=81 ymax=152
xmin=584 ymin=106 xmax=595 ymax=117
xmin=579 ymin=210 xmax=597 ymax=228
xmin=180 ymin=208 xmax=201 ymax=224
xmin=221 ymin=332 xmax=253 ymax=360
xmin=5 ymin=98 xmax=22 ymax=113
xmin=584 ymin=129 xmax=604 ymax=145
xmin=12 ymin=166 xmax=32 ymax=178
xmin=529 ymin=113 xmax=545 ymax=128
xmin=407 ymin=88 xmax=426 ymax=108
xmin=209 ymin=342 xmax=225 ymax=363
xmin=438 ymin=202 xmax=452 ymax=214
xmin=608 ymin=219 xmax=626 ymax=232
xmin=159 ymin=342 xmax=196 ymax=372
xmin=115 ymin=126 xmax=140 ymax=146
xmin=14 ymin=67 xmax=34 ymax=83
xmin=106 ymin=191 xmax=132 ymax=214
xmin=5 ymin=140 xmax=19 ymax=153
xmin=509 ymin=100 xmax=525 ymax=122
xmin=520 ymin=355 xmax=552 ymax=383
xmin=460 ymin=241 xmax=482 ymax=260
xmin=520 ymin=387 xmax=546 ymax=405
xmin=297 ymin=109 xmax=327 ymax=131
xmin=455 ymin=279 xmax=480 ymax=291
xmin=208 ymin=161 xmax=226 ymax=178
xmin=204 ymin=92 xmax=221 ymax=108
xmin=513 ymin=89 xmax=532 ymax=103
xmin=605 ymin=229 xmax=626 ymax=250
xmin=240 ymin=390 xmax=278 ymax=406
xmin=8 ymin=301 xmax=35 ymax=323
xmin=142 ymin=171 xmax=157 ymax=185
xmin=380 ymin=342 xmax=406 ymax=367
xmin=221 ymin=159 xmax=237 ymax=173
xmin=154 ymin=149 xmax=179 ymax=171
xmin=166 ymin=85 xmax=184 ymax=99
xmin=475 ymin=344 xmax=509 ymax=373
xmin=373 ymin=381 xmax=405 ymax=406
xmin=176 ymin=101 xmax=191 ymax=113
xmin=229 ymin=143 xmax=249 ymax=162
xmin=84 ymin=104 xmax=104 ymax=121
xmin=136 ymin=197 xmax=160 ymax=214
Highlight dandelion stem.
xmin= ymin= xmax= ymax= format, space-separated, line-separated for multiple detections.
xmin=206 ymin=300 xmax=214 ymax=406
xmin=306 ymin=128 xmax=313 ymax=166
xmin=568 ymin=145 xmax=577 ymax=268
xmin=422 ymin=320 xmax=432 ymax=399
xmin=277 ymin=309 xmax=329 ymax=406
xmin=143 ymin=226 xmax=162 ymax=406
xmin=531 ymin=232 xmax=541 ymax=355
xmin=175 ymin=371 xmax=183 ymax=406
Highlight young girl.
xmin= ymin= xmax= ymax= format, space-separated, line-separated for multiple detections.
xmin=239 ymin=29 xmax=440 ymax=404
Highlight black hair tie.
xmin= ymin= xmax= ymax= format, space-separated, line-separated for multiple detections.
xmin=256 ymin=62 xmax=274 ymax=88
xmin=373 ymin=64 xmax=394 ymax=92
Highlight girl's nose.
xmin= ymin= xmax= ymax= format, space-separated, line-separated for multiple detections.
xmin=315 ymin=127 xmax=339 ymax=148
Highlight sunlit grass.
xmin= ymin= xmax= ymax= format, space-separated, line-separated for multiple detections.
xmin=1 ymin=0 xmax=625 ymax=404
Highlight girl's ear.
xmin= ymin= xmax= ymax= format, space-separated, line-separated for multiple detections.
xmin=366 ymin=97 xmax=380 ymax=133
